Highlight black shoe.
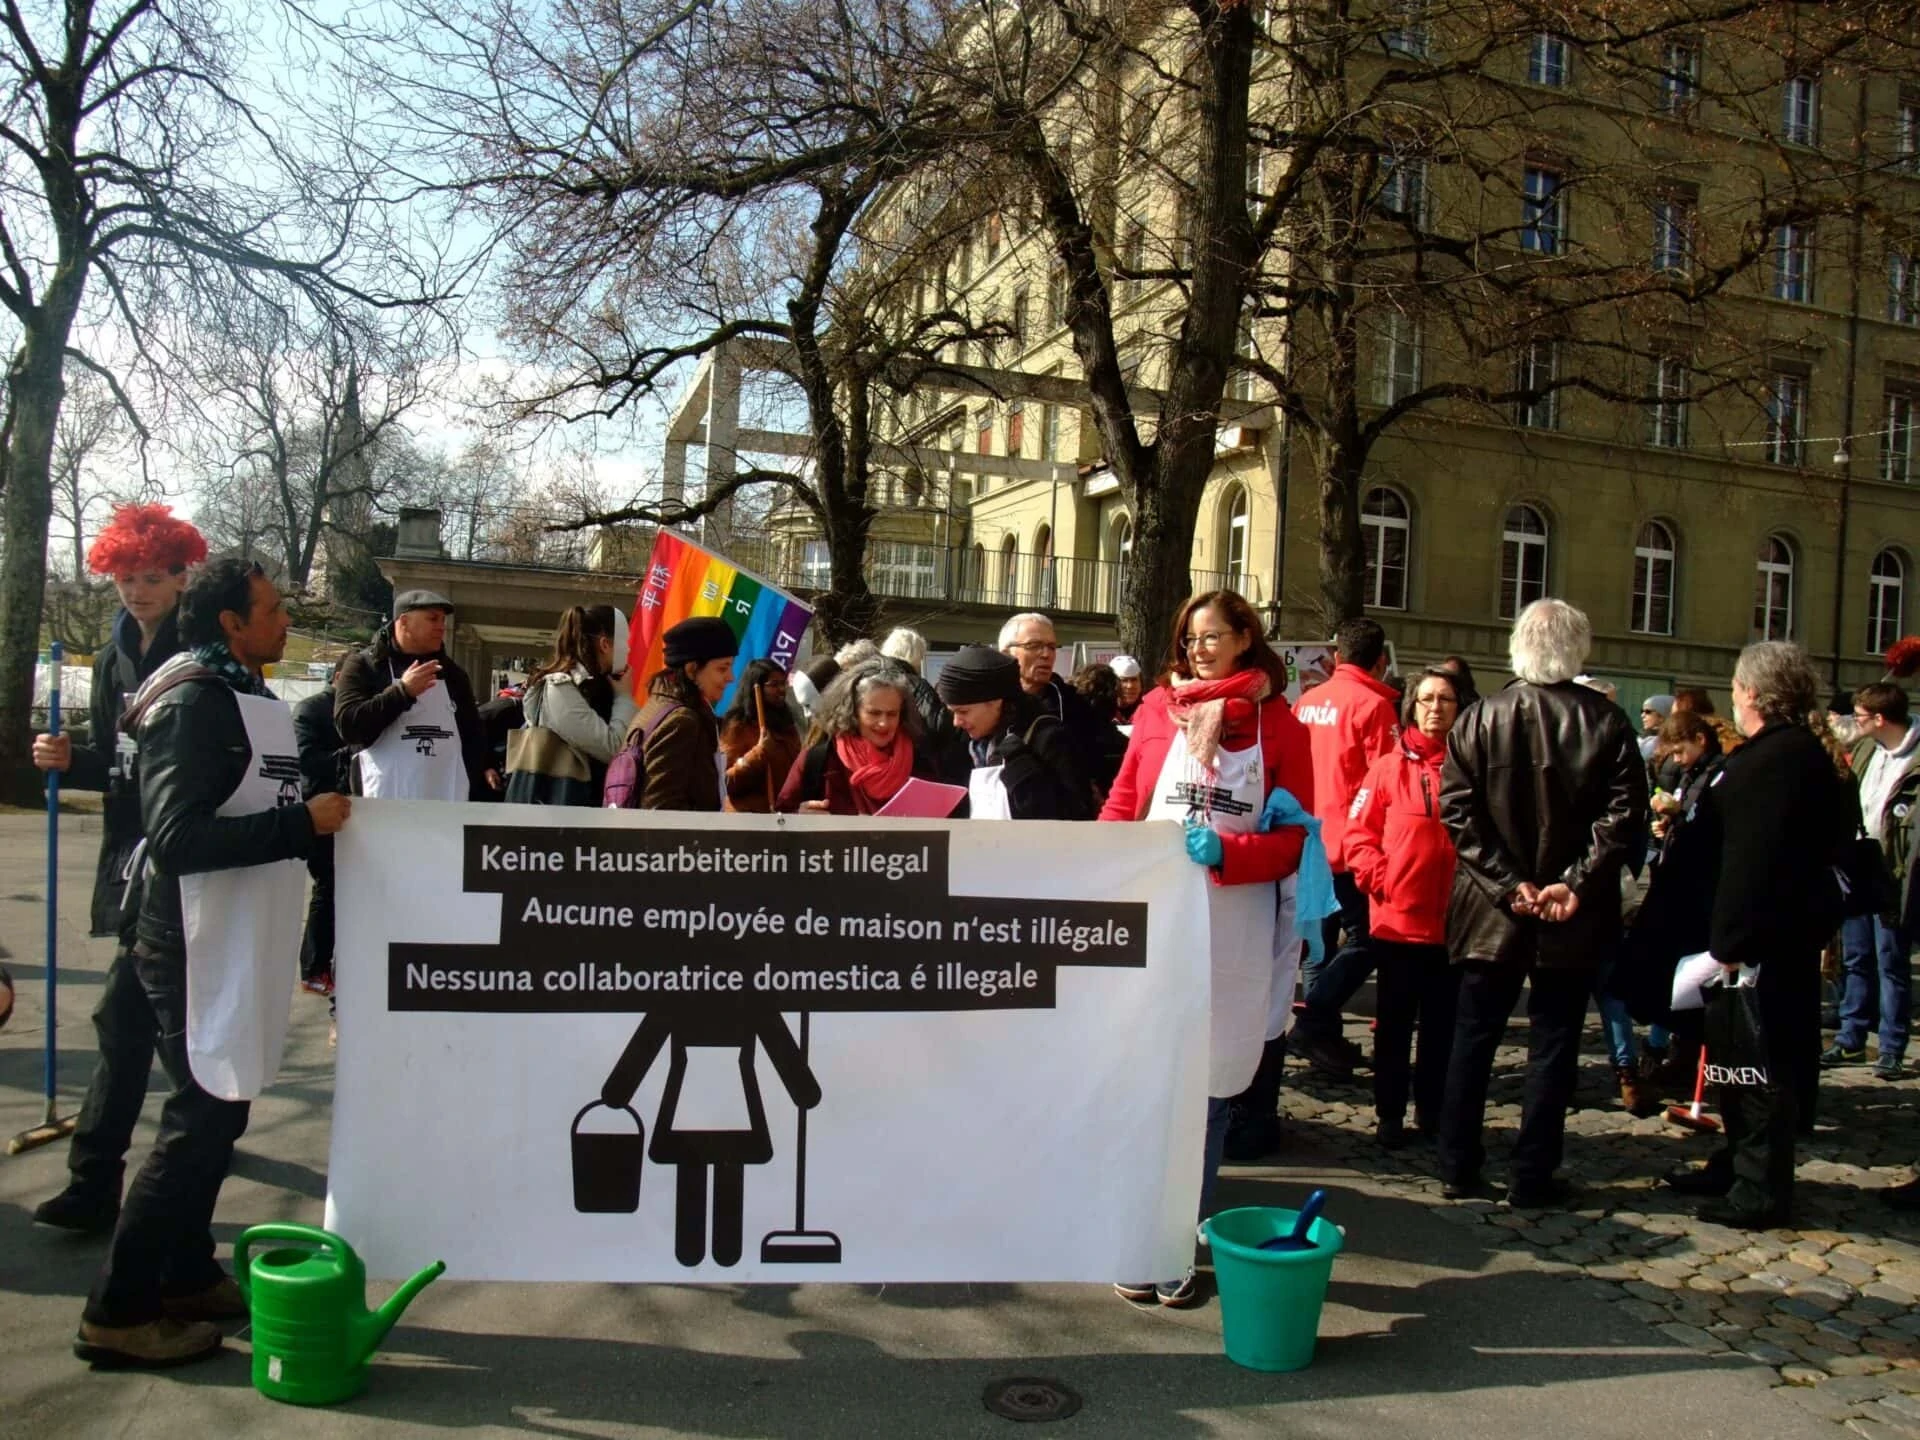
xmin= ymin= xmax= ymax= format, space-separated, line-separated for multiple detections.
xmin=1376 ymin=1117 xmax=1409 ymax=1150
xmin=1698 ymin=1197 xmax=1789 ymax=1229
xmin=1222 ymin=1110 xmax=1283 ymax=1163
xmin=1877 ymin=1056 xmax=1906 ymax=1081
xmin=34 ymin=1187 xmax=120 ymax=1236
xmin=1441 ymin=1173 xmax=1488 ymax=1200
xmin=1507 ymin=1178 xmax=1577 ymax=1210
xmin=1664 ymin=1164 xmax=1733 ymax=1197
xmin=1292 ymin=1030 xmax=1358 ymax=1080
xmin=1883 ymin=1179 xmax=1920 ymax=1211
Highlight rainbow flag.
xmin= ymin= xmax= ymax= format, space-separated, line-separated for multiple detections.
xmin=628 ymin=531 xmax=812 ymax=710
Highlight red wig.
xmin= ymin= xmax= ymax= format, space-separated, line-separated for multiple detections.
xmin=86 ymin=503 xmax=208 ymax=576
xmin=1887 ymin=636 xmax=1920 ymax=681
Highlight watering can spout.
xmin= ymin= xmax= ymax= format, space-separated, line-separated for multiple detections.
xmin=353 ymin=1259 xmax=445 ymax=1366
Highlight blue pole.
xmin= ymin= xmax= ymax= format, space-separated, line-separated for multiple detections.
xmin=44 ymin=640 xmax=60 ymax=1115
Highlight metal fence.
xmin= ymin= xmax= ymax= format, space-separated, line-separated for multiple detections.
xmin=764 ymin=544 xmax=1131 ymax=615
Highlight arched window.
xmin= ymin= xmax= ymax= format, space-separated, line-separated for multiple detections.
xmin=999 ymin=534 xmax=1019 ymax=604
xmin=1499 ymin=504 xmax=1549 ymax=620
xmin=1361 ymin=488 xmax=1410 ymax=610
xmin=1754 ymin=533 xmax=1796 ymax=640
xmin=1035 ymin=523 xmax=1056 ymax=606
xmin=1869 ymin=548 xmax=1907 ymax=655
xmin=1222 ymin=486 xmax=1250 ymax=587
xmin=1106 ymin=515 xmax=1134 ymax=612
xmin=968 ymin=542 xmax=987 ymax=603
xmin=1631 ymin=521 xmax=1677 ymax=635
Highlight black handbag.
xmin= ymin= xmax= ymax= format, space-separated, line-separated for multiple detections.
xmin=1702 ymin=981 xmax=1773 ymax=1091
xmin=1835 ymin=834 xmax=1898 ymax=920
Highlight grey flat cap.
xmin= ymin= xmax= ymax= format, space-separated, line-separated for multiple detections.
xmin=394 ymin=588 xmax=454 ymax=617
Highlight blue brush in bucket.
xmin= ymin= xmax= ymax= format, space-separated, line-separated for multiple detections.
xmin=1256 ymin=1189 xmax=1326 ymax=1252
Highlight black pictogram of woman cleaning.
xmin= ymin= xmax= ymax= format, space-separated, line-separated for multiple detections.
xmin=574 ymin=1003 xmax=834 ymax=1267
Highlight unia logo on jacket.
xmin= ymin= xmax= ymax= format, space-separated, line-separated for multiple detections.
xmin=1348 ymin=787 xmax=1371 ymax=819
xmin=1296 ymin=702 xmax=1340 ymax=726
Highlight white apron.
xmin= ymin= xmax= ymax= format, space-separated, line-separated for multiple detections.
xmin=968 ymin=764 xmax=1013 ymax=820
xmin=357 ymin=666 xmax=464 ymax=801
xmin=1146 ymin=727 xmax=1275 ymax=1097
xmin=182 ymin=691 xmax=309 ymax=1100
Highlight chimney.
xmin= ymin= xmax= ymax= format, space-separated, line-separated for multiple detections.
xmin=396 ymin=507 xmax=445 ymax=559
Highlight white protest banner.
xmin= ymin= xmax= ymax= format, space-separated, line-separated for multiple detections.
xmin=326 ymin=803 xmax=1211 ymax=1284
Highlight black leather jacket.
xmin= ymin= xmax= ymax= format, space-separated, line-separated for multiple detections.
xmin=125 ymin=660 xmax=317 ymax=954
xmin=334 ymin=625 xmax=490 ymax=798
xmin=1441 ymin=679 xmax=1647 ymax=970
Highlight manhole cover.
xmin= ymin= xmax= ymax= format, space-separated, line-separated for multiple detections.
xmin=983 ymin=1376 xmax=1083 ymax=1423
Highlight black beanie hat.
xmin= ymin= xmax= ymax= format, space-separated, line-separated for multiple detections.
xmin=663 ymin=616 xmax=739 ymax=667
xmin=936 ymin=645 xmax=1021 ymax=706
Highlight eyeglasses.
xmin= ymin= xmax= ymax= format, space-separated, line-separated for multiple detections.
xmin=1414 ymin=695 xmax=1459 ymax=709
xmin=1854 ymin=711 xmax=1876 ymax=725
xmin=1180 ymin=631 xmax=1234 ymax=653
xmin=1010 ymin=641 xmax=1058 ymax=655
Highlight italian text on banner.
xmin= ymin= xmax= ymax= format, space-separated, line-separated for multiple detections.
xmin=326 ymin=802 xmax=1211 ymax=1284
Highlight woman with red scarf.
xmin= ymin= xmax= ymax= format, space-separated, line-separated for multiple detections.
xmin=1100 ymin=589 xmax=1315 ymax=1308
xmin=777 ymin=659 xmax=938 ymax=814
xmin=1343 ymin=667 xmax=1464 ymax=1149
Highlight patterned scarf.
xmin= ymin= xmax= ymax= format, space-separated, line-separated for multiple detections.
xmin=190 ymin=643 xmax=272 ymax=698
xmin=1166 ymin=668 xmax=1271 ymax=771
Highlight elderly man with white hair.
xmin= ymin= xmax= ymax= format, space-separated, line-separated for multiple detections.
xmin=998 ymin=611 xmax=1122 ymax=802
xmin=1434 ymin=599 xmax=1646 ymax=1209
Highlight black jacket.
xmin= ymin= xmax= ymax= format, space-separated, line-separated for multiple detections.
xmin=976 ymin=694 xmax=1094 ymax=821
xmin=1703 ymin=721 xmax=1853 ymax=971
xmin=293 ymin=689 xmax=350 ymax=800
xmin=66 ymin=608 xmax=185 ymax=935
xmin=882 ymin=659 xmax=970 ymax=786
xmin=1441 ymin=679 xmax=1646 ymax=970
xmin=1630 ymin=750 xmax=1727 ymax=967
xmin=124 ymin=659 xmax=317 ymax=954
xmin=334 ymin=624 xmax=490 ymax=798
xmin=1037 ymin=674 xmax=1123 ymax=802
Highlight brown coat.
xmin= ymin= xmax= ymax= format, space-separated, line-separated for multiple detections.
xmin=627 ymin=694 xmax=723 ymax=812
xmin=719 ymin=718 xmax=803 ymax=813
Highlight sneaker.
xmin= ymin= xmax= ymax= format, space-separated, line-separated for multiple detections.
xmin=1821 ymin=1043 xmax=1867 ymax=1067
xmin=74 ymin=1317 xmax=222 ymax=1369
xmin=33 ymin=1187 xmax=120 ymax=1236
xmin=1155 ymin=1269 xmax=1199 ymax=1308
xmin=1877 ymin=1056 xmax=1905 ymax=1081
xmin=299 ymin=975 xmax=334 ymax=997
xmin=1113 ymin=1280 xmax=1157 ymax=1303
xmin=161 ymin=1277 xmax=248 ymax=1324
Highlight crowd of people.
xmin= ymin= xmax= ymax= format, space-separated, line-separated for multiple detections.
xmin=24 ymin=511 xmax=1920 ymax=1359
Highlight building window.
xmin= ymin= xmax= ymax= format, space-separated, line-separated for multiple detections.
xmin=1891 ymin=251 xmax=1920 ymax=325
xmin=1652 ymin=197 xmax=1693 ymax=273
xmin=1649 ymin=355 xmax=1689 ymax=448
xmin=1631 ymin=521 xmax=1677 ymax=635
xmin=1228 ymin=310 xmax=1259 ymax=403
xmin=801 ymin=540 xmax=832 ymax=589
xmin=1011 ymin=288 xmax=1030 ymax=348
xmin=1660 ymin=40 xmax=1700 ymax=114
xmin=1515 ymin=338 xmax=1559 ymax=428
xmin=1223 ymin=486 xmax=1250 ymax=588
xmin=957 ymin=234 xmax=973 ymax=286
xmin=1046 ymin=266 xmax=1065 ymax=328
xmin=1499 ymin=504 xmax=1550 ymax=620
xmin=977 ymin=409 xmax=995 ymax=457
xmin=1006 ymin=400 xmax=1024 ymax=458
xmin=1529 ymin=33 xmax=1570 ymax=88
xmin=1034 ymin=524 xmax=1055 ymax=606
xmin=1765 ymin=371 xmax=1807 ymax=466
xmin=1754 ymin=534 xmax=1796 ymax=640
xmin=1782 ymin=72 xmax=1819 ymax=146
xmin=1885 ymin=390 xmax=1917 ymax=483
xmin=1384 ymin=0 xmax=1427 ymax=57
xmin=985 ymin=211 xmax=1003 ymax=263
xmin=998 ymin=535 xmax=1019 ymax=603
xmin=1522 ymin=165 xmax=1565 ymax=253
xmin=1870 ymin=550 xmax=1908 ymax=656
xmin=1119 ymin=220 xmax=1146 ymax=303
xmin=1900 ymin=99 xmax=1920 ymax=173
xmin=1361 ymin=487 xmax=1410 ymax=610
xmin=1377 ymin=153 xmax=1426 ymax=224
xmin=1040 ymin=403 xmax=1060 ymax=462
xmin=1374 ymin=312 xmax=1422 ymax=405
xmin=870 ymin=541 xmax=939 ymax=599
xmin=1773 ymin=224 xmax=1812 ymax=303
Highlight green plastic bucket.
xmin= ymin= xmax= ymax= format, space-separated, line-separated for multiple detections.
xmin=1204 ymin=1205 xmax=1345 ymax=1372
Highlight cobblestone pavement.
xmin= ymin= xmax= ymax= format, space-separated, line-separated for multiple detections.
xmin=1278 ymin=1021 xmax=1920 ymax=1437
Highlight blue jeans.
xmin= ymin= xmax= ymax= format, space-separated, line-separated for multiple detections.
xmin=1593 ymin=964 xmax=1670 ymax=1070
xmin=1836 ymin=913 xmax=1912 ymax=1058
xmin=1299 ymin=872 xmax=1373 ymax=1039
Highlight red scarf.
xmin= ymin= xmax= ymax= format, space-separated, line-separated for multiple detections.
xmin=1167 ymin=668 xmax=1272 ymax=771
xmin=1402 ymin=725 xmax=1448 ymax=764
xmin=835 ymin=733 xmax=915 ymax=812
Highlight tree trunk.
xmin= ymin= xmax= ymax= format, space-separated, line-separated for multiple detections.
xmin=0 ymin=332 xmax=68 ymax=800
xmin=1314 ymin=433 xmax=1365 ymax=630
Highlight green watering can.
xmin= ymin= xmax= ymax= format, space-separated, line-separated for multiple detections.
xmin=235 ymin=1223 xmax=445 ymax=1406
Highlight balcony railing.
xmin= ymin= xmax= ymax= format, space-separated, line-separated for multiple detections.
xmin=768 ymin=544 xmax=1130 ymax=615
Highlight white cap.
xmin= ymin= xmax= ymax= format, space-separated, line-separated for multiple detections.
xmin=1110 ymin=654 xmax=1142 ymax=679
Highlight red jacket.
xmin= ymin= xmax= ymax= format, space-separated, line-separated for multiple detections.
xmin=1098 ymin=683 xmax=1316 ymax=886
xmin=1344 ymin=730 xmax=1455 ymax=945
xmin=1294 ymin=662 xmax=1400 ymax=872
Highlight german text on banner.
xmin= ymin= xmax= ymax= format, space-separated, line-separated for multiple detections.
xmin=326 ymin=802 xmax=1211 ymax=1283
xmin=629 ymin=530 xmax=812 ymax=710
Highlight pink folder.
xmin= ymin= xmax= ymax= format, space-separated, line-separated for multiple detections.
xmin=875 ymin=777 xmax=969 ymax=819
